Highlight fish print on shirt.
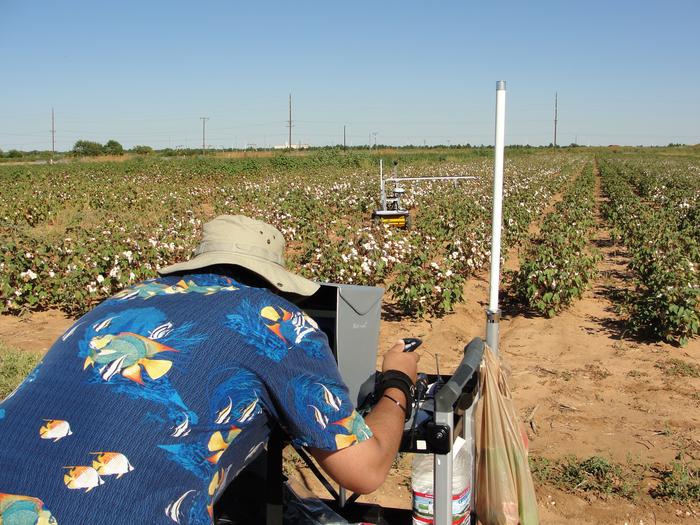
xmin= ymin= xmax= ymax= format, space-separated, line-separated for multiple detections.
xmin=63 ymin=466 xmax=104 ymax=492
xmin=84 ymin=332 xmax=178 ymax=385
xmin=158 ymin=366 xmax=266 ymax=523
xmin=165 ymin=489 xmax=196 ymax=524
xmin=90 ymin=452 xmax=134 ymax=479
xmin=113 ymin=279 xmax=238 ymax=301
xmin=288 ymin=374 xmax=372 ymax=450
xmin=225 ymin=299 xmax=290 ymax=362
xmin=77 ymin=307 xmax=202 ymax=426
xmin=225 ymin=300 xmax=326 ymax=361
xmin=259 ymin=305 xmax=326 ymax=358
xmin=0 ymin=493 xmax=57 ymax=525
xmin=332 ymin=411 xmax=373 ymax=449
xmin=206 ymin=426 xmax=241 ymax=464
xmin=39 ymin=419 xmax=73 ymax=442
xmin=170 ymin=412 xmax=192 ymax=438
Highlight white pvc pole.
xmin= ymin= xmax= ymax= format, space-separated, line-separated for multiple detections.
xmin=486 ymin=80 xmax=506 ymax=355
xmin=384 ymin=176 xmax=475 ymax=182
xmin=379 ymin=159 xmax=386 ymax=210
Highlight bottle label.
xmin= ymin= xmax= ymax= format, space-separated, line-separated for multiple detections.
xmin=412 ymin=485 xmax=471 ymax=525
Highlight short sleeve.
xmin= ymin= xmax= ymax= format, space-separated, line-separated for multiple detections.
xmin=256 ymin=299 xmax=373 ymax=451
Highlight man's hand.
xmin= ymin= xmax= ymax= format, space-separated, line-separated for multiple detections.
xmin=381 ymin=339 xmax=420 ymax=383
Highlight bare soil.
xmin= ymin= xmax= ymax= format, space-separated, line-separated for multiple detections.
xmin=1 ymin=182 xmax=698 ymax=523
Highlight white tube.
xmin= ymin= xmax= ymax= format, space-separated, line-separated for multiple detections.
xmin=379 ymin=159 xmax=386 ymax=210
xmin=488 ymin=81 xmax=506 ymax=312
xmin=384 ymin=176 xmax=475 ymax=182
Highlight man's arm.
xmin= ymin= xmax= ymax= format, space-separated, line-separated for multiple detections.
xmin=310 ymin=341 xmax=419 ymax=494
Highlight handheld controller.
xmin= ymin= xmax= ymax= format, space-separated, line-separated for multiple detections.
xmin=402 ymin=337 xmax=422 ymax=352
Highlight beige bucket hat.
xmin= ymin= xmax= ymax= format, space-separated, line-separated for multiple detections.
xmin=158 ymin=215 xmax=320 ymax=296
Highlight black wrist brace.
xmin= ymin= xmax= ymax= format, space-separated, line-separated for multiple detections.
xmin=376 ymin=370 xmax=415 ymax=421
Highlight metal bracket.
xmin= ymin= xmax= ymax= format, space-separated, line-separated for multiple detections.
xmin=426 ymin=422 xmax=452 ymax=454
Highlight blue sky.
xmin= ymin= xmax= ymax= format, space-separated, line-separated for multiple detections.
xmin=1 ymin=0 xmax=698 ymax=150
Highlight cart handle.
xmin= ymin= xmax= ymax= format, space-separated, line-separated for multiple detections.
xmin=434 ymin=337 xmax=484 ymax=412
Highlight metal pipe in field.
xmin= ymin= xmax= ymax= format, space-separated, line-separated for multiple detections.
xmin=379 ymin=159 xmax=386 ymax=210
xmin=486 ymin=80 xmax=506 ymax=355
xmin=433 ymin=411 xmax=454 ymax=525
xmin=384 ymin=176 xmax=475 ymax=183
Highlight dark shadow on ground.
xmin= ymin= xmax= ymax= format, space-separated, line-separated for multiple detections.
xmin=585 ymin=314 xmax=631 ymax=340
xmin=585 ymin=312 xmax=671 ymax=346
xmin=381 ymin=303 xmax=412 ymax=322
xmin=593 ymin=237 xmax=615 ymax=249
xmin=498 ymin=290 xmax=546 ymax=321
xmin=597 ymin=269 xmax=629 ymax=282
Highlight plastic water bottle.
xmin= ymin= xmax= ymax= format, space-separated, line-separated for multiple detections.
xmin=411 ymin=436 xmax=472 ymax=525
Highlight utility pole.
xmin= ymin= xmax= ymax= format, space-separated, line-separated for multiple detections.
xmin=288 ymin=93 xmax=292 ymax=149
xmin=553 ymin=92 xmax=558 ymax=150
xmin=200 ymin=117 xmax=209 ymax=155
xmin=50 ymin=107 xmax=55 ymax=164
xmin=343 ymin=125 xmax=346 ymax=150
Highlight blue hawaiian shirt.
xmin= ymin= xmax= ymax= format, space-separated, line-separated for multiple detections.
xmin=0 ymin=274 xmax=372 ymax=524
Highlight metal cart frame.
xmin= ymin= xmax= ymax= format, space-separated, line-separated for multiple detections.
xmin=258 ymin=337 xmax=484 ymax=525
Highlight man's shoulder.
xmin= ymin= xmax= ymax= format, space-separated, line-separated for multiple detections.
xmin=100 ymin=274 xmax=305 ymax=323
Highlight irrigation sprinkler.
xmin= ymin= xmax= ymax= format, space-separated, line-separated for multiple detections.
xmin=372 ymin=160 xmax=475 ymax=228
xmin=486 ymin=80 xmax=507 ymax=355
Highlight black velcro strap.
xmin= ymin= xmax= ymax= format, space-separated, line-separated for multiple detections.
xmin=376 ymin=370 xmax=414 ymax=421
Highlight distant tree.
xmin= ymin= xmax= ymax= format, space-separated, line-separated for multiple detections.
xmin=72 ymin=140 xmax=104 ymax=156
xmin=7 ymin=149 xmax=23 ymax=158
xmin=103 ymin=139 xmax=124 ymax=155
xmin=131 ymin=145 xmax=154 ymax=155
